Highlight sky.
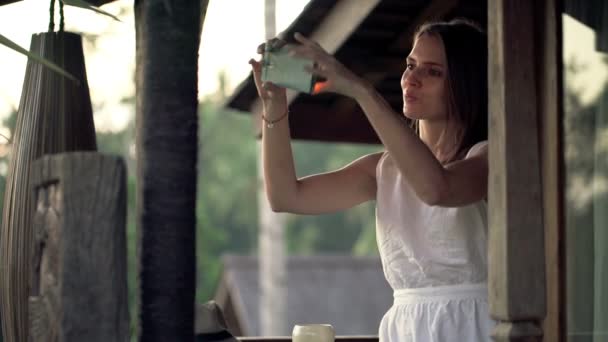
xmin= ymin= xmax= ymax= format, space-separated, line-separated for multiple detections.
xmin=563 ymin=14 xmax=608 ymax=107
xmin=0 ymin=0 xmax=310 ymax=133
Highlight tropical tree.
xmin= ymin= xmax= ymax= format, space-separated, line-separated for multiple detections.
xmin=134 ymin=0 xmax=208 ymax=340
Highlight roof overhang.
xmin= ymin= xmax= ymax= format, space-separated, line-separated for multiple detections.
xmin=225 ymin=0 xmax=486 ymax=144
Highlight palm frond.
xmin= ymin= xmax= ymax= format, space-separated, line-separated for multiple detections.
xmin=0 ymin=33 xmax=77 ymax=82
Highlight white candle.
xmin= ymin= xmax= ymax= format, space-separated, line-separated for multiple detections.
xmin=292 ymin=324 xmax=335 ymax=342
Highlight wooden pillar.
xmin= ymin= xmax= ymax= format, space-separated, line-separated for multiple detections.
xmin=28 ymin=152 xmax=128 ymax=342
xmin=534 ymin=0 xmax=564 ymax=341
xmin=488 ymin=0 xmax=547 ymax=341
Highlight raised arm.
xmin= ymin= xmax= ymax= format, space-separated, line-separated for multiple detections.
xmin=289 ymin=33 xmax=488 ymax=207
xmin=353 ymin=86 xmax=488 ymax=207
xmin=263 ymin=137 xmax=381 ymax=214
xmin=249 ymin=50 xmax=381 ymax=215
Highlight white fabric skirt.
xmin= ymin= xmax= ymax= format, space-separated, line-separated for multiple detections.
xmin=379 ymin=283 xmax=495 ymax=342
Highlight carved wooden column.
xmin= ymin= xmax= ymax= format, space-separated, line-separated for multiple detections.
xmin=28 ymin=152 xmax=128 ymax=342
xmin=488 ymin=0 xmax=547 ymax=341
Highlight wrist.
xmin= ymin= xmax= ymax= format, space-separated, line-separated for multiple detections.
xmin=262 ymin=109 xmax=289 ymax=128
xmin=350 ymin=77 xmax=373 ymax=100
xmin=263 ymin=105 xmax=287 ymax=120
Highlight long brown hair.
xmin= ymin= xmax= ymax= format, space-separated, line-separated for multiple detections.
xmin=412 ymin=19 xmax=488 ymax=163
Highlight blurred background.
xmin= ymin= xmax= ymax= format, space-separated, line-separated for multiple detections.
xmin=0 ymin=0 xmax=382 ymax=337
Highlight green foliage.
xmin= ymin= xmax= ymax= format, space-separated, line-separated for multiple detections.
xmin=195 ymin=102 xmax=260 ymax=301
xmin=94 ymin=100 xmax=380 ymax=303
xmin=194 ymin=101 xmax=380 ymax=301
xmin=288 ymin=140 xmax=379 ymax=254
xmin=0 ymin=109 xmax=17 ymax=224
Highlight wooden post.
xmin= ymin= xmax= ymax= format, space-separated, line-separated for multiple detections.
xmin=28 ymin=152 xmax=128 ymax=342
xmin=488 ymin=0 xmax=547 ymax=341
xmin=259 ymin=0 xmax=288 ymax=335
xmin=534 ymin=0 xmax=564 ymax=341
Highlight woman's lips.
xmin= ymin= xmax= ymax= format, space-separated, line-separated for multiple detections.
xmin=404 ymin=94 xmax=418 ymax=104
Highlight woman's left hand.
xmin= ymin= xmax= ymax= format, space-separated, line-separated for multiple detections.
xmin=290 ymin=32 xmax=365 ymax=98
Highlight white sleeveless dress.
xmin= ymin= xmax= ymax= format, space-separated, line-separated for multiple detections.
xmin=375 ymin=141 xmax=495 ymax=342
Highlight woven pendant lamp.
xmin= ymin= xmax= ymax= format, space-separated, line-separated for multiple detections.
xmin=0 ymin=4 xmax=97 ymax=341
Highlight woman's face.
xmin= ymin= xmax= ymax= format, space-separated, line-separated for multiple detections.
xmin=401 ymin=33 xmax=449 ymax=122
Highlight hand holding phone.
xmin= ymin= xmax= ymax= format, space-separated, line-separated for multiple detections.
xmin=261 ymin=39 xmax=318 ymax=94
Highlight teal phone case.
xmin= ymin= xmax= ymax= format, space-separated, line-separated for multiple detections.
xmin=261 ymin=43 xmax=316 ymax=94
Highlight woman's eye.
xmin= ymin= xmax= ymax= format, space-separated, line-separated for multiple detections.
xmin=406 ymin=64 xmax=415 ymax=70
xmin=428 ymin=69 xmax=442 ymax=77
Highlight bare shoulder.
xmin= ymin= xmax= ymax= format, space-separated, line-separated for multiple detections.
xmin=465 ymin=140 xmax=488 ymax=159
xmin=439 ymin=141 xmax=488 ymax=206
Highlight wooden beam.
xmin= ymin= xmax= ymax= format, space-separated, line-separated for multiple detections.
xmin=488 ymin=0 xmax=546 ymax=341
xmin=255 ymin=102 xmax=381 ymax=144
xmin=307 ymin=0 xmax=382 ymax=54
xmin=388 ymin=0 xmax=459 ymax=54
xmin=250 ymin=0 xmax=464 ymax=143
xmin=289 ymin=102 xmax=380 ymax=144
xmin=326 ymin=0 xmax=460 ymax=134
xmin=348 ymin=0 xmax=461 ymax=82
xmin=536 ymin=0 xmax=564 ymax=341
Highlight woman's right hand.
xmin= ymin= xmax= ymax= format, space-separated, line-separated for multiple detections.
xmin=249 ymin=39 xmax=287 ymax=113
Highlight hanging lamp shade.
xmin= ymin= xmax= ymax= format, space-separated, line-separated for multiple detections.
xmin=0 ymin=31 xmax=97 ymax=342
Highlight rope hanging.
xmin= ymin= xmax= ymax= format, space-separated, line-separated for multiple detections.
xmin=48 ymin=0 xmax=65 ymax=32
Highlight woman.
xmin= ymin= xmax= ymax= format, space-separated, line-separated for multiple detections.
xmin=249 ymin=19 xmax=493 ymax=341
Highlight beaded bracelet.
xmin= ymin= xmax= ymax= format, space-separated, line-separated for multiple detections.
xmin=262 ymin=110 xmax=289 ymax=128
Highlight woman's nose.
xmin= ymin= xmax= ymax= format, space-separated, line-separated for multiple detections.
xmin=401 ymin=69 xmax=420 ymax=88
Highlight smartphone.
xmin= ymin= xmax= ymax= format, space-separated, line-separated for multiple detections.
xmin=261 ymin=41 xmax=318 ymax=94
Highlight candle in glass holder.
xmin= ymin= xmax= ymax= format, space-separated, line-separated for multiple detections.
xmin=292 ymin=324 xmax=335 ymax=342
